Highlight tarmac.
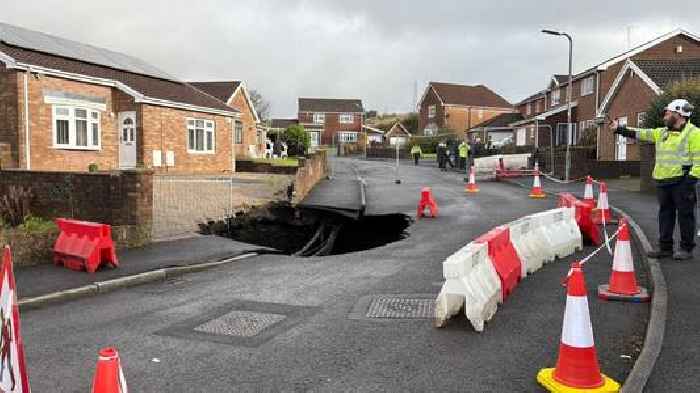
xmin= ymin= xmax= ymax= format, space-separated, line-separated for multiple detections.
xmin=506 ymin=174 xmax=697 ymax=392
xmin=16 ymin=156 xmax=651 ymax=392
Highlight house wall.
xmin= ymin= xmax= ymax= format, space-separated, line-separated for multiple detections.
xmin=140 ymin=104 xmax=233 ymax=173
xmin=18 ymin=71 xmax=123 ymax=171
xmin=599 ymin=72 xmax=656 ymax=161
xmin=0 ymin=64 xmax=19 ymax=167
xmin=229 ymin=89 xmax=259 ymax=159
xmin=445 ymin=106 xmax=513 ymax=135
xmin=418 ymin=87 xmax=444 ymax=134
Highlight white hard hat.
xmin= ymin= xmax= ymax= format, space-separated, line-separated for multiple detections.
xmin=665 ymin=98 xmax=694 ymax=117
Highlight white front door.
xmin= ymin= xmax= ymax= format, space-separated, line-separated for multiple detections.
xmin=615 ymin=116 xmax=627 ymax=161
xmin=309 ymin=131 xmax=321 ymax=147
xmin=516 ymin=128 xmax=526 ymax=146
xmin=118 ymin=112 xmax=137 ymax=168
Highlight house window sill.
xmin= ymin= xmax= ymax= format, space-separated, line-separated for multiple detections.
xmin=52 ymin=145 xmax=101 ymax=151
xmin=187 ymin=150 xmax=216 ymax=155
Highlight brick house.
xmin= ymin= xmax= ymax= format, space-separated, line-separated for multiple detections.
xmin=513 ymin=29 xmax=700 ymax=161
xmin=468 ymin=112 xmax=524 ymax=146
xmin=298 ymin=98 xmax=364 ymax=146
xmin=597 ymin=58 xmax=700 ymax=161
xmin=267 ymin=118 xmax=299 ymax=135
xmin=384 ymin=122 xmax=411 ymax=145
xmin=189 ymin=81 xmax=264 ymax=159
xmin=0 ymin=22 xmax=239 ymax=173
xmin=417 ymin=82 xmax=514 ymax=137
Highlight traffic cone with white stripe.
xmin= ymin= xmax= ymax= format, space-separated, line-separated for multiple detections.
xmin=593 ymin=182 xmax=613 ymax=225
xmin=91 ymin=347 xmax=128 ymax=393
xmin=529 ymin=170 xmax=546 ymax=198
xmin=465 ymin=165 xmax=479 ymax=193
xmin=538 ymin=262 xmax=620 ymax=392
xmin=583 ymin=176 xmax=596 ymax=206
xmin=598 ymin=218 xmax=650 ymax=302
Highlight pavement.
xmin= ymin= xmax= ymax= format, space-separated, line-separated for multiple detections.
xmin=18 ymin=157 xmax=649 ymax=392
xmin=16 ymin=235 xmax=272 ymax=300
xmin=506 ymin=175 xmax=697 ymax=393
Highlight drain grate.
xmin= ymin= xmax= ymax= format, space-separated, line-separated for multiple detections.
xmin=365 ymin=296 xmax=435 ymax=319
xmin=194 ymin=311 xmax=286 ymax=337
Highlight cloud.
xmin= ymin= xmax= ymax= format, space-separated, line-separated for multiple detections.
xmin=2 ymin=1 xmax=700 ymax=116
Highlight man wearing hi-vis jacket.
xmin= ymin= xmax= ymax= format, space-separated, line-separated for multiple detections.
xmin=611 ymin=98 xmax=699 ymax=260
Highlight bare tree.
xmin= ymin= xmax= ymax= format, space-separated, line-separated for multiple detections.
xmin=249 ymin=89 xmax=271 ymax=121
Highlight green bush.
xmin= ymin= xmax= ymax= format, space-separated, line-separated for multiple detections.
xmin=283 ymin=124 xmax=310 ymax=155
xmin=19 ymin=215 xmax=57 ymax=234
xmin=88 ymin=162 xmax=99 ymax=172
xmin=645 ymin=78 xmax=700 ymax=128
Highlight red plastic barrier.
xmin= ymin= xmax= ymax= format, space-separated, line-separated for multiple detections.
xmin=475 ymin=225 xmax=522 ymax=301
xmin=575 ymin=201 xmax=601 ymax=246
xmin=417 ymin=187 xmax=438 ymax=218
xmin=53 ymin=218 xmax=119 ymax=273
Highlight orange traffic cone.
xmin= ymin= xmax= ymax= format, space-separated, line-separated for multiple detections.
xmin=537 ymin=262 xmax=620 ymax=392
xmin=583 ymin=176 xmax=596 ymax=206
xmin=598 ymin=218 xmax=650 ymax=302
xmin=593 ymin=182 xmax=613 ymax=224
xmin=91 ymin=347 xmax=128 ymax=393
xmin=465 ymin=165 xmax=479 ymax=193
xmin=529 ymin=170 xmax=546 ymax=198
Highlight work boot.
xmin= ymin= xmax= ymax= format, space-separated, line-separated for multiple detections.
xmin=647 ymin=249 xmax=673 ymax=259
xmin=673 ymin=249 xmax=693 ymax=260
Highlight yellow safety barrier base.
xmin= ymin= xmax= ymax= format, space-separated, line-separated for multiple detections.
xmin=537 ymin=368 xmax=620 ymax=393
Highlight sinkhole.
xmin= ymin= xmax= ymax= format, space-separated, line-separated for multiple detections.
xmin=200 ymin=203 xmax=411 ymax=256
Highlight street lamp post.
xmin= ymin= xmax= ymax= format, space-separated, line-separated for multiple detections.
xmin=542 ymin=29 xmax=573 ymax=181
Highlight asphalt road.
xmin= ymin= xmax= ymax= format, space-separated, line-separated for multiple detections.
xmin=20 ymin=157 xmax=648 ymax=392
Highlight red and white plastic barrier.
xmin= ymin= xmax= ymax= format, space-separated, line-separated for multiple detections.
xmin=435 ymin=242 xmax=502 ymax=332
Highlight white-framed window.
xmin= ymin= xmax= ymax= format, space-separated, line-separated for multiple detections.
xmin=580 ymin=76 xmax=594 ymax=96
xmin=187 ymin=118 xmax=215 ymax=153
xmin=526 ymin=102 xmax=532 ymax=116
xmin=313 ymin=112 xmax=325 ymax=124
xmin=234 ymin=121 xmax=243 ymax=144
xmin=551 ymin=89 xmax=561 ymax=106
xmin=637 ymin=112 xmax=647 ymax=127
xmin=424 ymin=123 xmax=438 ymax=136
xmin=337 ymin=131 xmax=358 ymax=143
xmin=52 ymin=105 xmax=101 ymax=150
xmin=339 ymin=113 xmax=354 ymax=124
xmin=428 ymin=105 xmax=436 ymax=119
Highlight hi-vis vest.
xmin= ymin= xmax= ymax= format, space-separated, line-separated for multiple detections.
xmin=631 ymin=122 xmax=700 ymax=180
xmin=458 ymin=143 xmax=469 ymax=158
xmin=410 ymin=145 xmax=422 ymax=155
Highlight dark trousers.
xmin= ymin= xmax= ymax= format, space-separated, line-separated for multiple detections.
xmin=413 ymin=153 xmax=420 ymax=166
xmin=459 ymin=157 xmax=466 ymax=170
xmin=657 ymin=180 xmax=697 ymax=251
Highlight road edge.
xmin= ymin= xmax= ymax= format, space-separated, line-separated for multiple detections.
xmin=613 ymin=207 xmax=666 ymax=393
xmin=18 ymin=253 xmax=258 ymax=311
xmin=501 ymin=178 xmax=665 ymax=392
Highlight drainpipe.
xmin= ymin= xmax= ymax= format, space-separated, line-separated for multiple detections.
xmin=23 ymin=70 xmax=31 ymax=169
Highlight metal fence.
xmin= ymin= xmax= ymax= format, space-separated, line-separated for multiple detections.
xmin=152 ymin=175 xmax=290 ymax=240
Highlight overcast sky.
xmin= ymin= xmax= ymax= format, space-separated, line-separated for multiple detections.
xmin=3 ymin=1 xmax=700 ymax=117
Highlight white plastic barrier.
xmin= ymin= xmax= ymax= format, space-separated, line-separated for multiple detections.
xmin=530 ymin=208 xmax=582 ymax=260
xmin=509 ymin=216 xmax=549 ymax=275
xmin=434 ymin=242 xmax=501 ymax=332
xmin=473 ymin=153 xmax=532 ymax=174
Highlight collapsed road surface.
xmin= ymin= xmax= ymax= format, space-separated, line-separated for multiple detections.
xmin=21 ymin=156 xmax=648 ymax=392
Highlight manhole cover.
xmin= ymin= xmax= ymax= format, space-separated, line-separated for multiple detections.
xmin=366 ymin=297 xmax=435 ymax=319
xmin=194 ymin=311 xmax=286 ymax=337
